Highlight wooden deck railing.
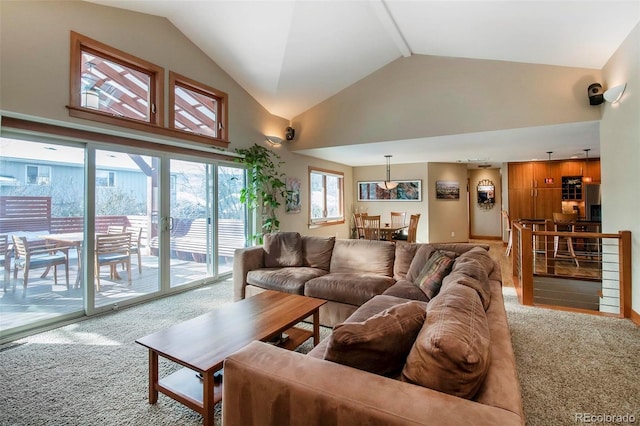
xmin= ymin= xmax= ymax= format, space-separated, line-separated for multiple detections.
xmin=512 ymin=221 xmax=632 ymax=318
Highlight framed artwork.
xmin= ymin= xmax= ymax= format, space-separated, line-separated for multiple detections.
xmin=435 ymin=180 xmax=460 ymax=200
xmin=357 ymin=180 xmax=422 ymax=201
xmin=285 ymin=177 xmax=301 ymax=213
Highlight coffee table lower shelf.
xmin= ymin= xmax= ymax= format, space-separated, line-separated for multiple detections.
xmin=156 ymin=326 xmax=313 ymax=412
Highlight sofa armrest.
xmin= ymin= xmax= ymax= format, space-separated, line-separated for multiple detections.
xmin=232 ymin=246 xmax=264 ymax=301
xmin=222 ymin=341 xmax=524 ymax=426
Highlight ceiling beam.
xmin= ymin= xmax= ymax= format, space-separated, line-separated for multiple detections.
xmin=370 ymin=0 xmax=412 ymax=58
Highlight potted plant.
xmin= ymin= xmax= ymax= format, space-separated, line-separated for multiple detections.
xmin=234 ymin=144 xmax=287 ymax=243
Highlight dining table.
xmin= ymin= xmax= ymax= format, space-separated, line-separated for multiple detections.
xmin=40 ymin=232 xmax=84 ymax=288
xmin=379 ymin=223 xmax=407 ymax=241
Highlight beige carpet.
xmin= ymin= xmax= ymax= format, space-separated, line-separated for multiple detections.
xmin=0 ymin=277 xmax=638 ymax=425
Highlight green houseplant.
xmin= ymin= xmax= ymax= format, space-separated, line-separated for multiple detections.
xmin=234 ymin=144 xmax=287 ymax=242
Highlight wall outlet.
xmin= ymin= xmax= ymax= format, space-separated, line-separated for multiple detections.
xmin=450 ymin=231 xmax=455 ymax=238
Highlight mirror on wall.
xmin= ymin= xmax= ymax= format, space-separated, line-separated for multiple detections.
xmin=477 ymin=179 xmax=495 ymax=209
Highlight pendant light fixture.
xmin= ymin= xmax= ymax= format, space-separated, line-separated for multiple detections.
xmin=582 ymin=149 xmax=593 ymax=183
xmin=377 ymin=155 xmax=398 ymax=190
xmin=544 ymin=151 xmax=554 ymax=184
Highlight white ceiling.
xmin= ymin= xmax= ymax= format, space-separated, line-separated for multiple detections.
xmin=87 ymin=1 xmax=640 ymax=167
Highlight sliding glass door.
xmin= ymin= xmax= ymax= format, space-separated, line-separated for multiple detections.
xmin=169 ymin=159 xmax=213 ymax=288
xmin=93 ymin=149 xmax=160 ymax=308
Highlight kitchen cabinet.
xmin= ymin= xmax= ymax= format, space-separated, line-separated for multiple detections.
xmin=507 ymin=158 xmax=600 ymax=221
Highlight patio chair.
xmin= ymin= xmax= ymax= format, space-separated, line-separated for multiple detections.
xmin=107 ymin=225 xmax=125 ymax=234
xmin=125 ymin=226 xmax=143 ymax=273
xmin=12 ymin=235 xmax=69 ymax=290
xmin=1 ymin=234 xmax=10 ymax=290
xmin=95 ymin=232 xmax=131 ymax=291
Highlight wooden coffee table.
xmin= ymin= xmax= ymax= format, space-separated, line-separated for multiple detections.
xmin=135 ymin=290 xmax=326 ymax=426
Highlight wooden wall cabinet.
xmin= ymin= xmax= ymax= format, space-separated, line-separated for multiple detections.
xmin=508 ymin=158 xmax=600 ymax=221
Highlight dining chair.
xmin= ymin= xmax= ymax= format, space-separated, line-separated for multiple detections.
xmin=501 ymin=210 xmax=513 ymax=256
xmin=353 ymin=212 xmax=367 ymax=239
xmin=95 ymin=232 xmax=132 ymax=291
xmin=390 ymin=211 xmax=406 ymax=239
xmin=392 ymin=213 xmax=420 ymax=243
xmin=126 ymin=226 xmax=143 ymax=273
xmin=11 ymin=235 xmax=69 ymax=290
xmin=362 ymin=215 xmax=382 ymax=240
xmin=553 ymin=212 xmax=579 ymax=267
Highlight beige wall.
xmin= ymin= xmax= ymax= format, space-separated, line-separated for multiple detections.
xmin=0 ymin=1 xmax=353 ymax=239
xmin=427 ymin=163 xmax=469 ymax=243
xmin=292 ymin=55 xmax=602 ymax=150
xmin=600 ymin=22 xmax=640 ymax=316
xmin=352 ymin=163 xmax=428 ymax=242
xmin=469 ymin=168 xmax=502 ymax=239
xmin=0 ymin=0 xmax=285 ymax=150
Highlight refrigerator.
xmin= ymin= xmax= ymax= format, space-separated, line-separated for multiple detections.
xmin=584 ymin=183 xmax=601 ymax=221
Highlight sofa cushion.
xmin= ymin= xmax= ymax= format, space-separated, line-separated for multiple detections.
xmin=247 ymin=267 xmax=328 ymax=295
xmin=413 ymin=250 xmax=455 ymax=299
xmin=453 ymin=246 xmax=494 ymax=276
xmin=324 ymin=301 xmax=427 ymax=376
xmin=330 ymin=239 xmax=395 ymax=276
xmin=304 ymin=273 xmax=395 ymax=306
xmin=302 ymin=235 xmax=335 ymax=270
xmin=406 ymin=246 xmax=458 ymax=283
xmin=402 ymin=283 xmax=491 ymax=399
xmin=263 ymin=232 xmax=303 ymax=268
xmin=393 ymin=243 xmax=419 ymax=280
xmin=443 ymin=258 xmax=491 ymax=310
xmin=382 ymin=279 xmax=430 ymax=302
xmin=308 ymin=294 xmax=427 ymax=359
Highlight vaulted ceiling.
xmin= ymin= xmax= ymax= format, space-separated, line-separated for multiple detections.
xmin=87 ymin=1 xmax=640 ymax=166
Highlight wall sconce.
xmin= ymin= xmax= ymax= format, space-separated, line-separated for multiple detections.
xmin=588 ymin=82 xmax=626 ymax=105
xmin=603 ymin=83 xmax=626 ymax=103
xmin=266 ymin=126 xmax=295 ymax=146
xmin=265 ymin=135 xmax=284 ymax=146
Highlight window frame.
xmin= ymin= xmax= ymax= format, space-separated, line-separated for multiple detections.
xmin=67 ymin=32 xmax=230 ymax=149
xmin=169 ymin=72 xmax=228 ymax=141
xmin=26 ymin=165 xmax=51 ymax=186
xmin=308 ymin=167 xmax=345 ymax=226
xmin=68 ymin=31 xmax=164 ymax=128
xmin=96 ymin=170 xmax=116 ymax=188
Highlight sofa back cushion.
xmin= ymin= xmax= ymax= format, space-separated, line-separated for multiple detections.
xmin=443 ymin=247 xmax=494 ymax=310
xmin=263 ymin=232 xmax=303 ymax=268
xmin=393 ymin=243 xmax=419 ymax=280
xmin=402 ymin=283 xmax=491 ymax=399
xmin=330 ymin=239 xmax=395 ymax=276
xmin=302 ymin=235 xmax=335 ymax=270
xmin=324 ymin=301 xmax=426 ymax=376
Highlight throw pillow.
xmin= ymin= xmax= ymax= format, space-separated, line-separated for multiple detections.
xmin=402 ymin=283 xmax=491 ymax=399
xmin=263 ymin=232 xmax=303 ymax=268
xmin=413 ymin=250 xmax=455 ymax=299
xmin=324 ymin=301 xmax=427 ymax=376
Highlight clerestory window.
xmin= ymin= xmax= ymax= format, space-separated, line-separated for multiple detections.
xmin=68 ymin=31 xmax=164 ymax=127
xmin=169 ymin=72 xmax=228 ymax=141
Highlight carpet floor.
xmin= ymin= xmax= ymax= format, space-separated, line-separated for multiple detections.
xmin=0 ymin=279 xmax=638 ymax=425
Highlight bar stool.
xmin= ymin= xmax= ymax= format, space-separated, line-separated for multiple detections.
xmin=553 ymin=212 xmax=579 ymax=267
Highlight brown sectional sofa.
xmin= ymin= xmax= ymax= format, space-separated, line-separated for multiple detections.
xmin=226 ymin=233 xmax=524 ymax=425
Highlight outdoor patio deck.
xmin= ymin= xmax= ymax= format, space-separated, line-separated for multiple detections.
xmin=0 ymin=253 xmax=229 ymax=333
